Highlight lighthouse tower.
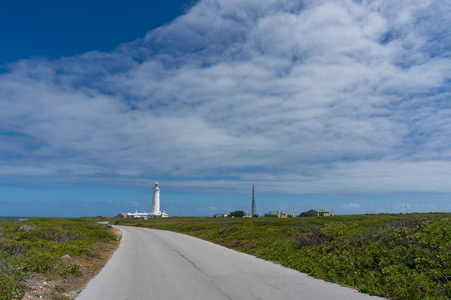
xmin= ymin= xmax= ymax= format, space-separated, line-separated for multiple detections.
xmin=151 ymin=182 xmax=161 ymax=215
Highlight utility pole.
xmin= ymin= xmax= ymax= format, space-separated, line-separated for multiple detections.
xmin=251 ymin=183 xmax=257 ymax=217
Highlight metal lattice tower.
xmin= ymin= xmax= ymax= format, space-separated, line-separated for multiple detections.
xmin=251 ymin=183 xmax=256 ymax=216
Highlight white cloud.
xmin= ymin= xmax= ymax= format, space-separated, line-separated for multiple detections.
xmin=340 ymin=203 xmax=362 ymax=209
xmin=1 ymin=0 xmax=451 ymax=197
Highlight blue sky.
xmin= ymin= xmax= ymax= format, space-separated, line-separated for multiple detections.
xmin=0 ymin=0 xmax=194 ymax=64
xmin=1 ymin=0 xmax=451 ymax=217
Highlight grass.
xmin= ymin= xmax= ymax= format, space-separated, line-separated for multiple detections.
xmin=0 ymin=217 xmax=119 ymax=300
xmin=114 ymin=213 xmax=451 ymax=300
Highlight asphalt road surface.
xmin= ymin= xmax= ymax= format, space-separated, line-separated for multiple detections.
xmin=77 ymin=226 xmax=385 ymax=300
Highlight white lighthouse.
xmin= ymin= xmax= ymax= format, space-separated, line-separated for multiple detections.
xmin=116 ymin=181 xmax=168 ymax=219
xmin=151 ymin=182 xmax=161 ymax=215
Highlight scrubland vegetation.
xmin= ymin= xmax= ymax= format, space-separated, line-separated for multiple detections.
xmin=0 ymin=218 xmax=118 ymax=300
xmin=2 ymin=214 xmax=448 ymax=299
xmin=115 ymin=213 xmax=451 ymax=299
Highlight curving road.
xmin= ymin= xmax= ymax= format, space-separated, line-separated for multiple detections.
xmin=76 ymin=226 xmax=385 ymax=300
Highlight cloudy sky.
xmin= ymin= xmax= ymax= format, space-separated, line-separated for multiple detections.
xmin=1 ymin=0 xmax=451 ymax=217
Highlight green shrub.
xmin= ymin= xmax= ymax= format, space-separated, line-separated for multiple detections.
xmin=24 ymin=251 xmax=58 ymax=273
xmin=0 ymin=274 xmax=20 ymax=300
xmin=229 ymin=210 xmax=245 ymax=218
xmin=60 ymin=264 xmax=83 ymax=277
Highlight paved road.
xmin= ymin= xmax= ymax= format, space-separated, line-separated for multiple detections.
xmin=77 ymin=226 xmax=385 ymax=300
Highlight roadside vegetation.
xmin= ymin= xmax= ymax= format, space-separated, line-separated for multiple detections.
xmin=114 ymin=213 xmax=451 ymax=299
xmin=0 ymin=217 xmax=119 ymax=300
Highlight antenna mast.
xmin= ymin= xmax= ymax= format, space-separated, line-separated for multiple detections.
xmin=251 ymin=183 xmax=256 ymax=216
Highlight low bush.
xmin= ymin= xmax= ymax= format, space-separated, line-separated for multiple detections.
xmin=0 ymin=274 xmax=20 ymax=300
xmin=61 ymin=264 xmax=83 ymax=277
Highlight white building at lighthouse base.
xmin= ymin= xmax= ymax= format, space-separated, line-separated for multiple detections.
xmin=118 ymin=210 xmax=168 ymax=220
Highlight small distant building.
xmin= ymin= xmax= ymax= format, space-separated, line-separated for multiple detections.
xmin=305 ymin=209 xmax=332 ymax=217
xmin=264 ymin=210 xmax=295 ymax=218
xmin=264 ymin=210 xmax=279 ymax=218
xmin=214 ymin=213 xmax=228 ymax=218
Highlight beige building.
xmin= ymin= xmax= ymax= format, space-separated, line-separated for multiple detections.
xmin=306 ymin=209 xmax=332 ymax=217
xmin=264 ymin=210 xmax=295 ymax=218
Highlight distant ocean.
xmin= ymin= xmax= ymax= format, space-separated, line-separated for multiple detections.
xmin=0 ymin=216 xmax=29 ymax=220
